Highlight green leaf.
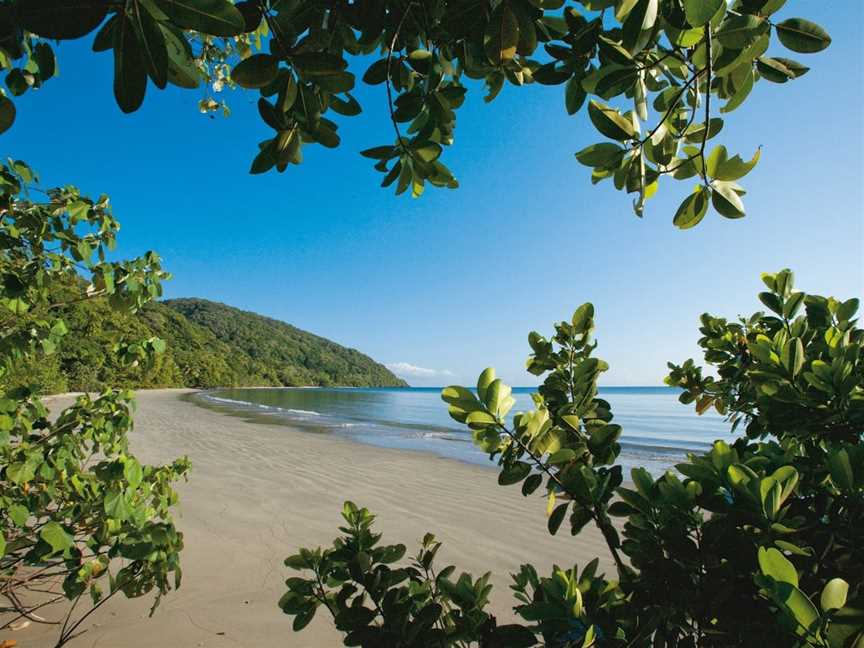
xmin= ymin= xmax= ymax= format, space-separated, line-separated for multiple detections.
xmin=837 ymin=298 xmax=860 ymax=322
xmin=714 ymin=148 xmax=760 ymax=181
xmin=772 ymin=57 xmax=809 ymax=79
xmin=631 ymin=467 xmax=654 ymax=497
xmin=485 ymin=379 xmax=514 ymax=417
xmin=780 ymin=337 xmax=804 ymax=376
xmin=162 ymin=25 xmax=199 ymax=89
xmin=715 ymin=15 xmax=766 ymax=49
xmin=621 ymin=0 xmax=658 ymax=55
xmin=548 ymin=502 xmax=569 ymax=535
xmin=758 ymin=546 xmax=798 ymax=586
xmin=774 ymin=583 xmax=821 ymax=636
xmin=8 ymin=504 xmax=29 ymax=526
xmin=441 ymin=385 xmax=482 ymax=411
xmin=314 ymin=71 xmax=355 ymax=93
xmin=571 ymin=303 xmax=594 ymax=332
xmin=250 ymin=141 xmax=276 ymax=174
xmin=293 ymin=604 xmax=317 ymax=631
xmin=40 ymin=521 xmax=74 ymax=554
xmin=466 ymin=410 xmax=498 ymax=429
xmin=499 ymin=462 xmax=531 ymax=486
xmin=362 ymin=59 xmax=388 ymax=85
xmin=291 ymin=53 xmax=348 ymax=77
xmin=329 ymin=94 xmax=362 ymax=117
xmin=827 ymin=449 xmax=855 ymax=491
xmin=124 ymin=457 xmax=144 ymax=488
xmin=683 ymin=0 xmax=724 ymax=27
xmin=775 ymin=18 xmax=831 ymax=53
xmin=565 ymin=76 xmax=587 ymax=115
xmin=93 ymin=14 xmax=118 ymax=51
xmin=134 ymin=1 xmax=169 ymax=89
xmin=19 ymin=0 xmax=108 ymax=40
xmin=821 ymin=578 xmax=849 ymax=611
xmin=113 ymin=14 xmax=148 ymax=113
xmin=575 ymin=143 xmax=624 ymax=168
xmin=33 ymin=42 xmax=56 ymax=79
xmin=413 ymin=142 xmax=442 ymax=163
xmin=721 ymin=67 xmax=754 ymax=113
xmin=711 ymin=182 xmax=745 ymax=218
xmin=477 ymin=368 xmax=496 ymax=403
xmin=588 ymin=100 xmax=637 ymax=141
xmin=156 ymin=0 xmax=245 ymax=37
xmin=705 ymin=144 xmax=728 ymax=178
xmin=673 ymin=185 xmax=709 ymax=229
xmin=0 ymin=95 xmax=15 ymax=135
xmin=484 ymin=3 xmax=520 ymax=64
xmin=756 ymin=57 xmax=795 ymax=83
xmin=104 ymin=489 xmax=132 ymax=521
xmin=231 ymin=54 xmax=279 ymax=89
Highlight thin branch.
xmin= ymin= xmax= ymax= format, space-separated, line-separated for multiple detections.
xmin=386 ymin=2 xmax=418 ymax=163
xmin=697 ymin=26 xmax=712 ymax=187
xmin=494 ymin=421 xmax=627 ymax=575
xmin=639 ymin=65 xmax=706 ymax=146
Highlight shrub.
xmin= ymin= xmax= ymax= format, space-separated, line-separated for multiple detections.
xmin=0 ymin=160 xmax=189 ymax=645
xmin=282 ymin=269 xmax=862 ymax=647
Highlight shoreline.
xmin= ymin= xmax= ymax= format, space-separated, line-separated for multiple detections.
xmin=18 ymin=388 xmax=617 ymax=647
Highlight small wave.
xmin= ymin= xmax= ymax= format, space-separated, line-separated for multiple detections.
xmin=205 ymin=395 xmax=254 ymax=406
xmin=202 ymin=394 xmax=319 ymax=416
xmin=422 ymin=431 xmax=472 ymax=443
xmin=284 ymin=408 xmax=320 ymax=416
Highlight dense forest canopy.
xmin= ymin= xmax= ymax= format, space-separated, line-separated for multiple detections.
xmin=3 ymin=296 xmax=406 ymax=393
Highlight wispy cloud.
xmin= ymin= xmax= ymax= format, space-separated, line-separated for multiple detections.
xmin=386 ymin=362 xmax=454 ymax=379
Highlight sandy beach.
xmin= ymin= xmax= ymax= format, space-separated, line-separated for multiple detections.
xmin=17 ymin=389 xmax=616 ymax=648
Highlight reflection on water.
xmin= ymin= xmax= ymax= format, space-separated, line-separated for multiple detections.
xmin=193 ymin=386 xmax=734 ymax=477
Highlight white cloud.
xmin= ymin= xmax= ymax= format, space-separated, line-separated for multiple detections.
xmin=386 ymin=362 xmax=454 ymax=378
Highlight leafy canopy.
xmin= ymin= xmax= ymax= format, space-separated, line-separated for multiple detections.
xmin=0 ymin=0 xmax=831 ymax=224
xmin=0 ymin=159 xmax=189 ymax=645
xmin=283 ymin=270 xmax=862 ymax=647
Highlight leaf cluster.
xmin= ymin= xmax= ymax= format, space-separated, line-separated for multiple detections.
xmin=0 ymin=0 xmax=833 ymax=223
xmin=288 ymin=270 xmax=863 ymax=647
xmin=0 ymin=159 xmax=190 ymax=645
xmin=280 ymin=501 xmax=535 ymax=646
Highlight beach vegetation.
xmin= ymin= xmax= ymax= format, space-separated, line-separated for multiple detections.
xmin=0 ymin=160 xmax=190 ymax=646
xmin=282 ymin=269 xmax=863 ymax=647
xmin=0 ymin=0 xmax=830 ymax=223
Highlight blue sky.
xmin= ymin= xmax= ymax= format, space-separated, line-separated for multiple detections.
xmin=4 ymin=3 xmax=862 ymax=386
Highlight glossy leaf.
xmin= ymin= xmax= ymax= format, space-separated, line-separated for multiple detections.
xmin=775 ymin=18 xmax=832 ymax=53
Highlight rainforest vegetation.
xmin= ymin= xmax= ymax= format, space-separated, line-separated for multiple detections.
xmin=1 ymin=0 xmax=859 ymax=646
xmin=2 ymin=297 xmax=406 ymax=394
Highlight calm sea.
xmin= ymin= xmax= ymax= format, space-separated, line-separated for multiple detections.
xmin=194 ymin=386 xmax=733 ymax=476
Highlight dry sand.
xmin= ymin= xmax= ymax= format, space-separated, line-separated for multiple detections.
xmin=14 ymin=389 xmax=616 ymax=648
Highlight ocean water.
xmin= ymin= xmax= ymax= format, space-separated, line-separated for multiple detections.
xmin=194 ymin=386 xmax=733 ymax=476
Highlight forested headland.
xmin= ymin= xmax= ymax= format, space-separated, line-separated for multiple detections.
xmin=3 ymin=296 xmax=406 ymax=393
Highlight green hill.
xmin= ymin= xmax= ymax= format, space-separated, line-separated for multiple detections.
xmin=163 ymin=298 xmax=406 ymax=388
xmin=6 ymin=297 xmax=406 ymax=393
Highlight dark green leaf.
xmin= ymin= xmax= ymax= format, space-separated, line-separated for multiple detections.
xmin=683 ymin=0 xmax=724 ymax=27
xmin=548 ymin=502 xmax=569 ymax=534
xmin=0 ymin=95 xmax=16 ymax=135
xmin=113 ymin=14 xmax=148 ymax=114
xmin=156 ymin=0 xmax=245 ymax=37
xmin=710 ymin=182 xmax=745 ymax=218
xmin=134 ymin=2 xmax=169 ymax=89
xmin=775 ymin=18 xmax=831 ymax=53
xmin=19 ymin=0 xmax=108 ymax=40
xmin=231 ymin=54 xmax=279 ymax=89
